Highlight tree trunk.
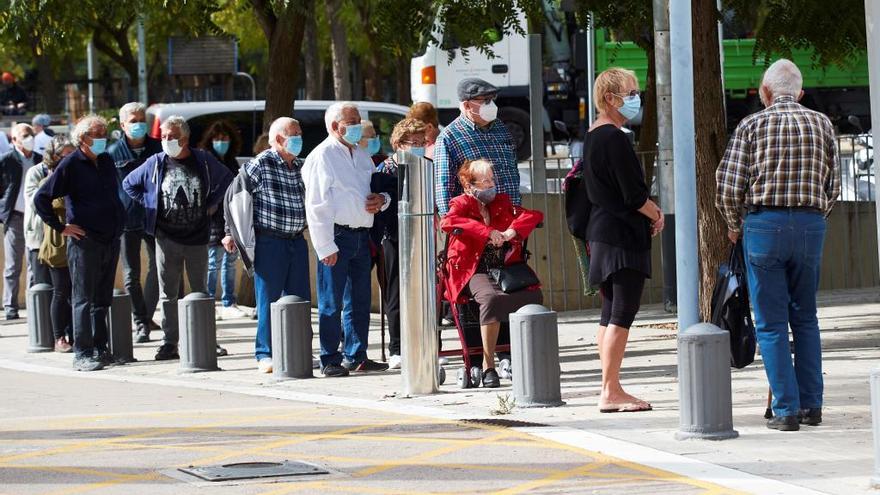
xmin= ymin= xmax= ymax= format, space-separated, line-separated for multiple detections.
xmin=395 ymin=57 xmax=410 ymax=105
xmin=260 ymin=4 xmax=309 ymax=129
xmin=303 ymin=13 xmax=322 ymax=100
xmin=325 ymin=0 xmax=352 ymax=100
xmin=34 ymin=50 xmax=61 ymax=113
xmin=638 ymin=45 xmax=658 ymax=187
xmin=363 ymin=51 xmax=383 ymax=101
xmin=692 ymin=0 xmax=729 ymax=320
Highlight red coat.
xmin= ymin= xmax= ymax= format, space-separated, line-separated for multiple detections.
xmin=440 ymin=193 xmax=543 ymax=303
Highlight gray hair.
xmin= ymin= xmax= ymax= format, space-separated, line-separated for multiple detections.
xmin=11 ymin=123 xmax=34 ymax=140
xmin=762 ymin=59 xmax=803 ymax=98
xmin=268 ymin=117 xmax=301 ymax=145
xmin=70 ymin=115 xmax=108 ymax=147
xmin=43 ymin=135 xmax=74 ymax=170
xmin=324 ymin=101 xmax=360 ymax=132
xmin=119 ymin=102 xmax=147 ymax=122
xmin=159 ymin=115 xmax=190 ymax=137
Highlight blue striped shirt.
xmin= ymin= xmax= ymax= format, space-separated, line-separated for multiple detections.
xmin=243 ymin=149 xmax=306 ymax=236
xmin=433 ymin=115 xmax=520 ymax=215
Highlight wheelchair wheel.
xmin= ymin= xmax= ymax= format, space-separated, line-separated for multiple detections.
xmin=456 ymin=366 xmax=471 ymax=389
xmin=438 ymin=366 xmax=446 ymax=385
xmin=470 ymin=366 xmax=482 ymax=388
xmin=498 ymin=358 xmax=512 ymax=380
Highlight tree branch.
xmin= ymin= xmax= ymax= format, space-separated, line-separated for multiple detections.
xmin=250 ymin=0 xmax=277 ymax=40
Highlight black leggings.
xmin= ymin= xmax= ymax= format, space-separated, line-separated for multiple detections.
xmin=48 ymin=266 xmax=72 ymax=341
xmin=599 ymin=268 xmax=646 ymax=329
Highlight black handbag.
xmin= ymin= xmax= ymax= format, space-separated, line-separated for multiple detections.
xmin=489 ymin=262 xmax=540 ymax=293
xmin=710 ymin=241 xmax=757 ymax=369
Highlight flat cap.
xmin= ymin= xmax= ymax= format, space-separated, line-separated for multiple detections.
xmin=32 ymin=114 xmax=51 ymax=127
xmin=457 ymin=77 xmax=498 ymax=101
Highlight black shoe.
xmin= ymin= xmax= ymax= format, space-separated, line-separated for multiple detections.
xmin=148 ymin=320 xmax=161 ymax=331
xmin=321 ymin=363 xmax=350 ymax=377
xmin=482 ymin=368 xmax=501 ymax=388
xmin=767 ymin=415 xmax=800 ymax=431
xmin=155 ymin=344 xmax=179 ymax=361
xmin=73 ymin=355 xmax=105 ymax=372
xmin=5 ymin=310 xmax=19 ymax=320
xmin=216 ymin=345 xmax=228 ymax=357
xmin=798 ymin=408 xmax=822 ymax=426
xmin=343 ymin=358 xmax=389 ymax=373
xmin=95 ymin=349 xmax=114 ymax=366
xmin=135 ymin=327 xmax=150 ymax=343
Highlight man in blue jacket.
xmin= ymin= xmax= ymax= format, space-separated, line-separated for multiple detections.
xmin=123 ymin=116 xmax=233 ymax=361
xmin=108 ymin=102 xmax=162 ymax=343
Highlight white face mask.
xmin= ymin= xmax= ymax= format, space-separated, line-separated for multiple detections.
xmin=476 ymin=100 xmax=498 ymax=122
xmin=20 ymin=136 xmax=34 ymax=152
xmin=162 ymin=138 xmax=182 ymax=158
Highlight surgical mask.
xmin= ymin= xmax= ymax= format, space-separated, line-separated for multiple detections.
xmin=213 ymin=140 xmax=230 ymax=156
xmin=128 ymin=122 xmax=148 ymax=140
xmin=618 ymin=95 xmax=641 ymax=121
xmin=365 ymin=137 xmax=381 ymax=156
xmin=478 ymin=100 xmax=498 ymax=122
xmin=20 ymin=136 xmax=34 ymax=152
xmin=285 ymin=135 xmax=303 ymax=156
xmin=89 ymin=138 xmax=107 ymax=155
xmin=341 ymin=123 xmax=363 ymax=146
xmin=473 ymin=185 xmax=497 ymax=204
xmin=162 ymin=138 xmax=182 ymax=158
xmin=408 ymin=146 xmax=425 ymax=158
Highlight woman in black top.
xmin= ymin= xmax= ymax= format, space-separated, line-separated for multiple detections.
xmin=584 ymin=68 xmax=665 ymax=413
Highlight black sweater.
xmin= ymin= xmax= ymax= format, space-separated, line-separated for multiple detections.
xmin=583 ymin=124 xmax=651 ymax=251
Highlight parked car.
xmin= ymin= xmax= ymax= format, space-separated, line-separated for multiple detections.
xmin=145 ymin=100 xmax=411 ymax=159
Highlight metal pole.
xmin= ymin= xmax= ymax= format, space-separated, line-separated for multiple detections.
xmin=586 ymin=13 xmax=597 ymax=124
xmin=653 ymin=0 xmax=677 ymax=312
xmin=236 ymin=72 xmax=257 ymax=147
xmin=137 ymin=15 xmax=148 ymax=103
xmin=669 ymin=0 xmax=700 ymax=329
xmin=865 ymin=0 xmax=880 ymax=276
xmin=398 ymin=149 xmax=438 ymax=395
xmin=528 ymin=34 xmax=546 ymax=192
xmin=87 ymin=40 xmax=97 ymax=113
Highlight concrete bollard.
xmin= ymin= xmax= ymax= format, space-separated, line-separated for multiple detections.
xmin=178 ymin=292 xmax=219 ymax=373
xmin=26 ymin=283 xmax=54 ymax=352
xmin=676 ymin=323 xmax=738 ymax=440
xmin=870 ymin=368 xmax=880 ymax=488
xmin=107 ymin=289 xmax=135 ymax=363
xmin=271 ymin=295 xmax=314 ymax=380
xmin=509 ymin=304 xmax=565 ymax=408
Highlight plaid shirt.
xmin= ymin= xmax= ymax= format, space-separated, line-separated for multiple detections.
xmin=433 ymin=114 xmax=520 ymax=215
xmin=715 ymin=95 xmax=840 ymax=232
xmin=244 ymin=149 xmax=306 ymax=236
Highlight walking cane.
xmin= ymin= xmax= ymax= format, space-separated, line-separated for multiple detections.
xmin=764 ymin=388 xmax=773 ymax=419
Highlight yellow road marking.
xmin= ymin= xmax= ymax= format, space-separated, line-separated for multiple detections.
xmin=38 ymin=472 xmax=163 ymax=495
xmin=489 ymin=461 xmax=610 ymax=495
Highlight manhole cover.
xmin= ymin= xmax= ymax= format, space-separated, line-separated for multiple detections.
xmin=180 ymin=461 xmax=328 ymax=481
xmin=460 ymin=418 xmax=548 ymax=428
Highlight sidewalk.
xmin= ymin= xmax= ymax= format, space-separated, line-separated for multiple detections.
xmin=0 ymin=287 xmax=878 ymax=494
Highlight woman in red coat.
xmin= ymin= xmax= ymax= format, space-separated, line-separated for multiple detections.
xmin=440 ymin=159 xmax=543 ymax=388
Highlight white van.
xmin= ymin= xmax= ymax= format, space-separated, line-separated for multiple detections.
xmin=146 ymin=100 xmax=411 ymax=159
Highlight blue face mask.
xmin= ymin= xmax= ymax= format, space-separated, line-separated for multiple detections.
xmin=128 ymin=122 xmax=148 ymax=140
xmin=473 ymin=185 xmax=497 ymax=204
xmin=618 ymin=95 xmax=641 ymax=121
xmin=212 ymin=140 xmax=230 ymax=156
xmin=365 ymin=137 xmax=381 ymax=156
xmin=409 ymin=146 xmax=425 ymax=158
xmin=285 ymin=135 xmax=303 ymax=156
xmin=89 ymin=138 xmax=107 ymax=155
xmin=342 ymin=124 xmax=363 ymax=146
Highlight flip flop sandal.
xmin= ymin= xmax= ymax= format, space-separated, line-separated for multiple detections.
xmin=599 ymin=402 xmax=653 ymax=413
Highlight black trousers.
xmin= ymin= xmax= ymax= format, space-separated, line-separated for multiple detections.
xmin=381 ymin=238 xmax=401 ymax=356
xmin=67 ymin=237 xmax=119 ymax=358
xmin=599 ymin=268 xmax=646 ymax=329
xmin=48 ymin=266 xmax=72 ymax=341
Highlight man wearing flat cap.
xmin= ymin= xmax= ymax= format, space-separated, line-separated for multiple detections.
xmin=432 ymin=77 xmax=521 ymax=215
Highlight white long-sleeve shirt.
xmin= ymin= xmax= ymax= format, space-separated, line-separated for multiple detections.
xmin=302 ymin=136 xmax=376 ymax=260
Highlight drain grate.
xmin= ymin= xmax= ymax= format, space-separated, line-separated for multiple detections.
xmin=180 ymin=461 xmax=328 ymax=482
xmin=460 ymin=418 xmax=548 ymax=428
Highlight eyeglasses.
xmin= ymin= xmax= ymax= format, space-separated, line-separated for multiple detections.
xmin=471 ymin=178 xmax=495 ymax=186
xmin=612 ymin=90 xmax=640 ymax=98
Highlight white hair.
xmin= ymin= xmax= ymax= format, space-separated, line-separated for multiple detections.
xmin=324 ymin=101 xmax=360 ymax=133
xmin=762 ymin=59 xmax=802 ymax=98
xmin=469 ymin=159 xmax=494 ymax=180
xmin=11 ymin=123 xmax=33 ymax=140
xmin=160 ymin=115 xmax=190 ymax=137
xmin=268 ymin=117 xmax=300 ymax=145
xmin=119 ymin=102 xmax=147 ymax=122
xmin=70 ymin=115 xmax=107 ymax=146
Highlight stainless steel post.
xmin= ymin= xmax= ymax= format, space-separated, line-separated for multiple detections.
xmin=528 ymin=33 xmax=546 ymax=192
xmin=108 ymin=288 xmax=135 ymax=363
xmin=864 ymin=0 xmax=880 ymax=276
xmin=397 ymin=149 xmax=438 ymax=395
xmin=178 ymin=292 xmax=219 ymax=373
xmin=26 ymin=283 xmax=53 ymax=353
xmin=509 ymin=304 xmax=564 ymax=407
xmin=271 ymin=295 xmax=313 ymax=380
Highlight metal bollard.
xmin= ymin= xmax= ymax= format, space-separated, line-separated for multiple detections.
xmin=107 ymin=289 xmax=135 ymax=363
xmin=26 ymin=283 xmax=54 ymax=352
xmin=178 ymin=292 xmax=219 ymax=373
xmin=509 ymin=304 xmax=565 ymax=408
xmin=870 ymin=367 xmax=880 ymax=488
xmin=271 ymin=295 xmax=313 ymax=380
xmin=676 ymin=323 xmax=739 ymax=440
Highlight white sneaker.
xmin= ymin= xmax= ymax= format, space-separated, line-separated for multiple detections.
xmin=257 ymin=358 xmax=273 ymax=373
xmin=223 ymin=305 xmax=251 ymax=320
xmin=438 ymin=356 xmax=449 ymax=365
xmin=388 ymin=354 xmax=402 ymax=370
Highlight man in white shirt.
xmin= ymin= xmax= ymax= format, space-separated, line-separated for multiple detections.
xmin=302 ymin=102 xmax=390 ymax=377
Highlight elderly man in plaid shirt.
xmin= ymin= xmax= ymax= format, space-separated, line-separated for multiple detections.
xmin=433 ymin=77 xmax=521 ymax=215
xmin=222 ymin=117 xmax=310 ymax=374
xmin=716 ymin=59 xmax=840 ymax=432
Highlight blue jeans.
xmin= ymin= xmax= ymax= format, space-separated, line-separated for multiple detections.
xmin=317 ymin=228 xmax=371 ymax=367
xmin=253 ymin=234 xmax=310 ymax=360
xmin=207 ymin=244 xmax=238 ymax=307
xmin=743 ymin=209 xmax=826 ymax=417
